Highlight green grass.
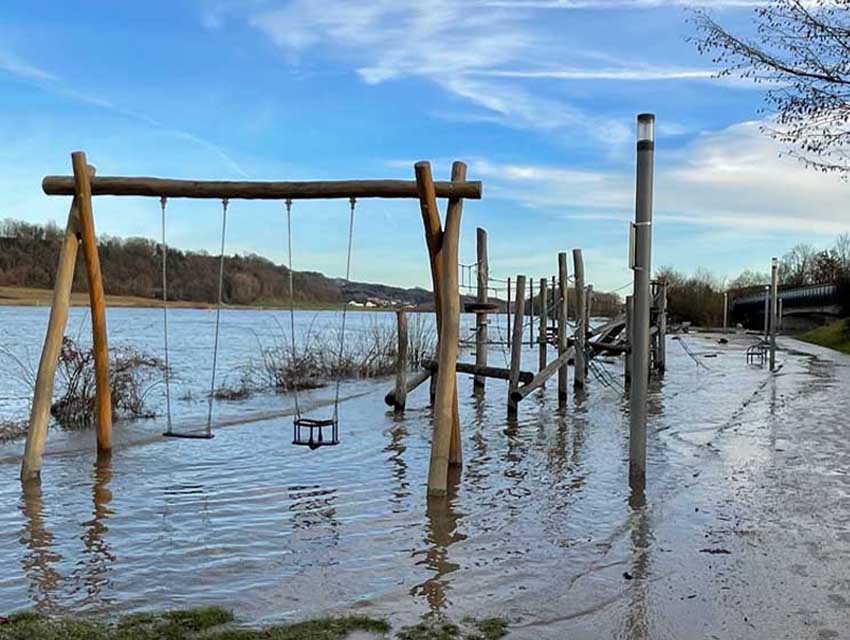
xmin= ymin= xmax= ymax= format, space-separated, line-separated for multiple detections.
xmin=0 ymin=608 xmax=509 ymax=640
xmin=797 ymin=318 xmax=850 ymax=354
xmin=0 ymin=608 xmax=390 ymax=640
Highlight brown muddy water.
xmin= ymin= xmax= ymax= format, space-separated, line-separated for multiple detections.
xmin=1 ymin=307 xmax=849 ymax=639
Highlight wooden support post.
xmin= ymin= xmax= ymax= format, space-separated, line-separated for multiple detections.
xmin=722 ymin=291 xmax=728 ymax=333
xmin=763 ymin=286 xmax=770 ymax=338
xmin=529 ymin=278 xmax=535 ymax=348
xmin=585 ymin=284 xmax=594 ymax=333
xmin=425 ymin=162 xmax=463 ymax=496
xmin=506 ymin=277 xmax=512 ymax=350
xmin=557 ymin=253 xmax=569 ymax=405
xmin=415 ymin=161 xmax=462 ymax=473
xmin=657 ymin=281 xmax=667 ymax=374
xmin=508 ymin=275 xmax=526 ymax=416
xmin=625 ymin=295 xmax=633 ymax=385
xmin=778 ymin=297 xmax=783 ymax=332
xmin=474 ymin=228 xmax=489 ymax=392
xmin=538 ymin=278 xmax=548 ymax=375
xmin=394 ymin=310 xmax=409 ymax=412
xmin=551 ymin=276 xmax=557 ymax=334
xmin=72 ymin=153 xmax=112 ymax=454
xmin=20 ymin=171 xmax=92 ymax=481
xmin=511 ymin=346 xmax=575 ymax=404
xmin=573 ymin=249 xmax=586 ymax=389
xmin=446 ymin=162 xmax=466 ymax=466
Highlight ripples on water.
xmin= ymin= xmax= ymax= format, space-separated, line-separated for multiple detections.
xmin=1 ymin=307 xmax=849 ymax=639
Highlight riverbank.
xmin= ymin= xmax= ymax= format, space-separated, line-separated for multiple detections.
xmin=0 ymin=286 xmax=407 ymax=312
xmin=797 ymin=318 xmax=850 ymax=354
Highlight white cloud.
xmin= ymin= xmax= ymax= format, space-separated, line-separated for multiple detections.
xmin=0 ymin=51 xmax=55 ymax=82
xmin=470 ymin=67 xmax=716 ymax=81
xmin=473 ymin=120 xmax=850 ymax=236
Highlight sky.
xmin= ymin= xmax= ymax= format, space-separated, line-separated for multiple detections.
xmin=0 ymin=0 xmax=847 ymax=292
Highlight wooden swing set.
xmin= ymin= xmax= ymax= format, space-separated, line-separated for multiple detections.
xmin=21 ymin=151 xmax=481 ymax=497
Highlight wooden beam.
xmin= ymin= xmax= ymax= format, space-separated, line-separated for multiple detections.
xmin=511 ymin=346 xmax=576 ymax=404
xmin=72 ymin=152 xmax=112 ymax=453
xmin=572 ymin=249 xmax=586 ymax=389
xmin=421 ymin=359 xmax=533 ymax=383
xmin=385 ymin=369 xmax=431 ymax=406
xmin=20 ymin=174 xmax=89 ymax=481
xmin=508 ymin=275 xmax=526 ymax=416
xmin=427 ymin=161 xmax=463 ymax=496
xmin=446 ymin=162 xmax=466 ymax=467
xmin=43 ymin=175 xmax=483 ymax=200
xmin=538 ymin=278 xmax=548 ymax=376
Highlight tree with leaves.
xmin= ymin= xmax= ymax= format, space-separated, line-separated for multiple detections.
xmin=693 ymin=1 xmax=850 ymax=173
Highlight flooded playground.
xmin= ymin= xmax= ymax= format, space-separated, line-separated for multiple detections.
xmin=1 ymin=307 xmax=849 ymax=639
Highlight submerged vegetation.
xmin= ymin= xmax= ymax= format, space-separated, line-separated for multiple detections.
xmin=797 ymin=318 xmax=850 ymax=355
xmin=0 ymin=608 xmax=508 ymax=640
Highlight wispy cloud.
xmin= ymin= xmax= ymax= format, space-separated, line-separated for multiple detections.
xmin=0 ymin=51 xmax=55 ymax=82
xmin=469 ymin=67 xmax=716 ymax=81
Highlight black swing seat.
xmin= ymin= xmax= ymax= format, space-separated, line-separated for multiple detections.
xmin=293 ymin=417 xmax=339 ymax=450
xmin=162 ymin=431 xmax=215 ymax=439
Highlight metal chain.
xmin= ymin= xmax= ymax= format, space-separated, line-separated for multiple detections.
xmin=206 ymin=197 xmax=228 ymax=436
xmin=284 ymin=198 xmax=302 ymax=421
xmin=333 ymin=197 xmax=356 ymax=422
xmin=160 ymin=196 xmax=173 ymax=435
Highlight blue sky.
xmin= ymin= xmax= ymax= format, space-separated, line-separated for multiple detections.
xmin=1 ymin=0 xmax=847 ymax=292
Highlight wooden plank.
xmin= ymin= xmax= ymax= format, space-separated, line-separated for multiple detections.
xmin=72 ymin=152 xmax=112 ymax=453
xmin=508 ymin=275 xmax=526 ymax=416
xmin=20 ymin=186 xmax=86 ymax=481
xmin=474 ymin=228 xmax=489 ymax=393
xmin=385 ymin=369 xmax=431 ymax=406
xmin=393 ymin=310 xmax=408 ymax=411
xmin=427 ymin=161 xmax=463 ymax=496
xmin=43 ymin=175 xmax=483 ymax=200
xmin=421 ymin=359 xmax=533 ymax=383
xmin=557 ymin=253 xmax=569 ymax=405
xmin=511 ymin=346 xmax=575 ymax=403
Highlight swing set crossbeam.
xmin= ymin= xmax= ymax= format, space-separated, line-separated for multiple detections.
xmin=42 ymin=176 xmax=483 ymax=200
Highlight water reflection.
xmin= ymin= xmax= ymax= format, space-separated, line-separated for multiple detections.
xmin=620 ymin=490 xmax=651 ymax=639
xmin=18 ymin=481 xmax=62 ymax=613
xmin=411 ymin=467 xmax=465 ymax=614
xmin=77 ymin=456 xmax=116 ymax=606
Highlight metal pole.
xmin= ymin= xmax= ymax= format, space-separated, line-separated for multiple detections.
xmin=762 ymin=285 xmax=770 ymax=338
xmin=770 ymin=257 xmax=778 ymax=371
xmin=723 ymin=291 xmax=728 ymax=332
xmin=629 ymin=113 xmax=655 ymax=495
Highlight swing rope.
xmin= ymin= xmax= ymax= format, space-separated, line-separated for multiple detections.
xmin=160 ymin=196 xmax=173 ymax=435
xmin=284 ymin=197 xmax=357 ymax=436
xmin=206 ymin=198 xmax=229 ymax=437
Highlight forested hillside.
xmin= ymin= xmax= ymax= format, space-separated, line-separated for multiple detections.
xmin=0 ymin=219 xmax=433 ymax=307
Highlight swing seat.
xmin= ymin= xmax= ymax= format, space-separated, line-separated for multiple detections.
xmin=162 ymin=431 xmax=215 ymax=440
xmin=293 ymin=417 xmax=339 ymax=449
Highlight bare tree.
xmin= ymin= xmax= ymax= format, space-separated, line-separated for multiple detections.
xmin=781 ymin=243 xmax=819 ymax=285
xmin=692 ymin=1 xmax=850 ymax=173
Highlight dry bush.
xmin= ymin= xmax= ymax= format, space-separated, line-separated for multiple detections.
xmin=51 ymin=336 xmax=165 ymax=428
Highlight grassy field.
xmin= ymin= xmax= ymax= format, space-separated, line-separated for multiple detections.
xmin=0 ymin=608 xmax=509 ymax=640
xmin=797 ymin=318 xmax=850 ymax=355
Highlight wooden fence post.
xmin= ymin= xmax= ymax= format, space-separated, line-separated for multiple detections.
xmin=538 ymin=278 xmax=548 ymax=375
xmin=426 ymin=162 xmax=464 ymax=496
xmin=447 ymin=162 xmax=466 ymax=466
xmin=529 ymin=278 xmax=535 ymax=348
xmin=506 ymin=277 xmax=512 ymax=349
xmin=394 ymin=309 xmax=408 ymax=412
xmin=657 ymin=281 xmax=667 ymax=373
xmin=474 ymin=227 xmax=489 ymax=392
xmin=572 ymin=249 xmax=586 ymax=389
xmin=20 ymin=169 xmax=94 ymax=481
xmin=72 ymin=152 xmax=112 ymax=454
xmin=508 ymin=275 xmax=526 ymax=416
xmin=585 ymin=284 xmax=594 ymax=334
xmin=557 ymin=253 xmax=569 ymax=405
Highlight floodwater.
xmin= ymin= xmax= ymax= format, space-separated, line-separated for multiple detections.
xmin=1 ymin=307 xmax=849 ymax=639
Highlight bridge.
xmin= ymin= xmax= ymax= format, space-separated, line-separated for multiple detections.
xmin=730 ymin=282 xmax=843 ymax=331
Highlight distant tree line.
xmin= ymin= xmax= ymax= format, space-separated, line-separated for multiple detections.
xmin=0 ymin=218 xmax=432 ymax=307
xmin=657 ymin=233 xmax=850 ymax=327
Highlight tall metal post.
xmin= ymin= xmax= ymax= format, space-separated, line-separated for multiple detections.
xmin=629 ymin=113 xmax=655 ymax=495
xmin=770 ymin=257 xmax=778 ymax=371
xmin=763 ymin=285 xmax=770 ymax=338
